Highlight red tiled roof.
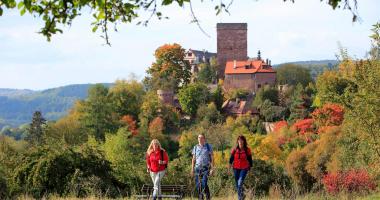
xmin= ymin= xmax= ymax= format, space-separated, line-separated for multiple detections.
xmin=225 ymin=60 xmax=276 ymax=74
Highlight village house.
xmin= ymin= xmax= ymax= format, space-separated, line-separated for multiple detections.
xmin=223 ymin=53 xmax=276 ymax=93
xmin=184 ymin=49 xmax=216 ymax=74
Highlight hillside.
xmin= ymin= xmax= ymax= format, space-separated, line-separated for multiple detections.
xmin=0 ymin=83 xmax=112 ymax=128
xmin=274 ymin=59 xmax=339 ymax=80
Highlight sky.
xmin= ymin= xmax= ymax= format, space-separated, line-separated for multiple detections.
xmin=0 ymin=0 xmax=379 ymax=90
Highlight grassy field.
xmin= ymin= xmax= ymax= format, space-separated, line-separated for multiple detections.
xmin=14 ymin=192 xmax=380 ymax=200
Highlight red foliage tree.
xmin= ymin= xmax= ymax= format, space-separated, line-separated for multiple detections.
xmin=291 ymin=118 xmax=315 ymax=135
xmin=120 ymin=115 xmax=138 ymax=135
xmin=312 ymin=103 xmax=344 ymax=127
xmin=273 ymin=120 xmax=288 ymax=133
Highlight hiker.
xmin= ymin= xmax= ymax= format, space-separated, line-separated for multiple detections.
xmin=229 ymin=135 xmax=253 ymax=200
xmin=146 ymin=139 xmax=169 ymax=200
xmin=191 ymin=134 xmax=214 ymax=200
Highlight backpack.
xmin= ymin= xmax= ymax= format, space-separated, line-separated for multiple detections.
xmin=232 ymin=147 xmax=253 ymax=168
xmin=160 ymin=149 xmax=167 ymax=169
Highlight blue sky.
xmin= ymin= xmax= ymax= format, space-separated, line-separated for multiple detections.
xmin=0 ymin=0 xmax=379 ymax=90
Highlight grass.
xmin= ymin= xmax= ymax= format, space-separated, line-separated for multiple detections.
xmin=13 ymin=192 xmax=380 ymax=200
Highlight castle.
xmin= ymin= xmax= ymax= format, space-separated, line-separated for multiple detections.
xmin=185 ymin=23 xmax=276 ymax=94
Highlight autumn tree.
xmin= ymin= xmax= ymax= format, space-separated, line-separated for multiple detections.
xmin=44 ymin=101 xmax=87 ymax=147
xmin=144 ymin=43 xmax=191 ymax=92
xmin=139 ymin=92 xmax=180 ymax=134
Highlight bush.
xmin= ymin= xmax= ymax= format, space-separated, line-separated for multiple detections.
xmin=285 ymin=149 xmax=316 ymax=192
xmin=0 ymin=174 xmax=7 ymax=199
xmin=12 ymin=146 xmax=124 ymax=198
xmin=245 ymin=159 xmax=291 ymax=196
xmin=323 ymin=169 xmax=377 ymax=194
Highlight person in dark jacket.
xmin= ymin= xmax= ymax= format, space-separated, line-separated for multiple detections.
xmin=229 ymin=135 xmax=253 ymax=200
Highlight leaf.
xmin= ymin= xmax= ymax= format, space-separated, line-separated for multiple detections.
xmin=92 ymin=26 xmax=98 ymax=32
xmin=20 ymin=8 xmax=26 ymax=16
xmin=17 ymin=1 xmax=24 ymax=9
xmin=162 ymin=0 xmax=173 ymax=6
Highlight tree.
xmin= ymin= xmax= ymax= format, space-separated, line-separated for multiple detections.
xmin=79 ymin=84 xmax=117 ymax=142
xmin=144 ymin=43 xmax=191 ymax=92
xmin=315 ymin=70 xmax=353 ymax=105
xmin=276 ymin=64 xmax=313 ymax=87
xmin=178 ymin=82 xmax=210 ymax=116
xmin=196 ymin=103 xmax=223 ymax=124
xmin=0 ymin=0 xmax=358 ymax=43
xmin=27 ymin=111 xmax=46 ymax=145
xmin=139 ymin=91 xmax=180 ymax=134
xmin=197 ymin=63 xmax=216 ymax=84
xmin=211 ymin=84 xmax=224 ymax=111
xmin=288 ymin=84 xmax=311 ymax=123
xmin=253 ymin=85 xmax=279 ymax=106
xmin=108 ymin=79 xmax=145 ymax=119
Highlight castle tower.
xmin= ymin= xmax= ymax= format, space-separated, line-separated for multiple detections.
xmin=217 ymin=23 xmax=248 ymax=78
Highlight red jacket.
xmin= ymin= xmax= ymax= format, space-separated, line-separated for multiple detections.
xmin=230 ymin=147 xmax=252 ymax=170
xmin=146 ymin=149 xmax=169 ymax=172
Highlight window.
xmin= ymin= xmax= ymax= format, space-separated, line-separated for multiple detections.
xmin=187 ymin=53 xmax=192 ymax=57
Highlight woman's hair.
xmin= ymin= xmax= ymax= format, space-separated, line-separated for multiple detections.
xmin=236 ymin=135 xmax=248 ymax=150
xmin=147 ymin=139 xmax=162 ymax=155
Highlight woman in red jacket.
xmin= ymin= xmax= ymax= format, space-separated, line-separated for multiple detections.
xmin=146 ymin=139 xmax=169 ymax=200
xmin=229 ymin=135 xmax=253 ymax=200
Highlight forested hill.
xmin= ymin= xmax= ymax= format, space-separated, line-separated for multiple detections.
xmin=274 ymin=60 xmax=339 ymax=80
xmin=0 ymin=83 xmax=112 ymax=128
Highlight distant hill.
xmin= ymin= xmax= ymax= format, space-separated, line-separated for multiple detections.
xmin=0 ymin=83 xmax=112 ymax=129
xmin=274 ymin=60 xmax=339 ymax=80
xmin=0 ymin=88 xmax=35 ymax=97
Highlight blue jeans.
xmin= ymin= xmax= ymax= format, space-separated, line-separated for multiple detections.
xmin=233 ymin=168 xmax=248 ymax=200
xmin=195 ymin=166 xmax=210 ymax=200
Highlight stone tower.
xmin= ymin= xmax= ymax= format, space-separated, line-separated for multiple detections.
xmin=217 ymin=23 xmax=248 ymax=78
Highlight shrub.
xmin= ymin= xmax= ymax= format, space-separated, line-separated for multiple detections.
xmin=312 ymin=103 xmax=344 ymax=128
xmin=323 ymin=169 xmax=377 ymax=194
xmin=291 ymin=118 xmax=315 ymax=135
xmin=12 ymin=147 xmax=124 ymax=198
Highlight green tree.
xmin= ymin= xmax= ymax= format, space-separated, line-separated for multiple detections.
xmin=178 ymin=83 xmax=210 ymax=116
xmin=276 ymin=64 xmax=313 ymax=87
xmin=196 ymin=102 xmax=223 ymax=124
xmin=288 ymin=84 xmax=311 ymax=123
xmin=79 ymin=84 xmax=116 ymax=142
xmin=212 ymin=84 xmax=224 ymax=111
xmin=253 ymin=85 xmax=279 ymax=106
xmin=108 ymin=79 xmax=145 ymax=119
xmin=197 ymin=62 xmax=216 ymax=84
xmin=144 ymin=43 xmax=191 ymax=92
xmin=27 ymin=111 xmax=46 ymax=145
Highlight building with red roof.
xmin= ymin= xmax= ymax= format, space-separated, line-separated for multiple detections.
xmin=223 ymin=52 xmax=276 ymax=93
